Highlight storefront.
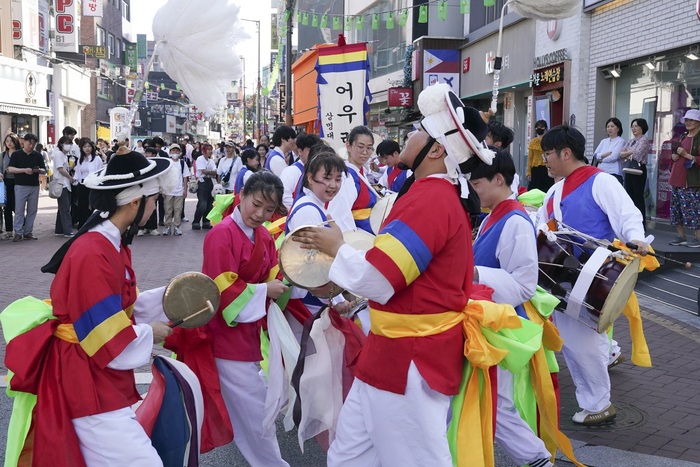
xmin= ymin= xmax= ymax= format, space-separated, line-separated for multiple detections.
xmin=0 ymin=56 xmax=52 ymax=140
xmin=459 ymin=18 xmax=536 ymax=177
xmin=52 ymin=63 xmax=92 ymax=144
xmin=598 ymin=45 xmax=700 ymax=222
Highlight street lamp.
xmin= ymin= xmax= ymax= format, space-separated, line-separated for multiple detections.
xmin=241 ymin=19 xmax=261 ymax=142
xmin=240 ymin=55 xmax=246 ymax=140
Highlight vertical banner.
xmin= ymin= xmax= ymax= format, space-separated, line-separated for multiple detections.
xmin=316 ymin=42 xmax=371 ymax=148
xmin=12 ymin=0 xmax=40 ymax=50
xmin=109 ymin=107 xmax=130 ymax=141
xmin=38 ymin=0 xmax=49 ymax=53
xmin=422 ymin=49 xmax=460 ymax=90
xmin=137 ymin=34 xmax=148 ymax=58
xmin=54 ymin=0 xmax=79 ymax=53
xmin=125 ymin=43 xmax=138 ymax=74
xmin=83 ymin=0 xmax=104 ymax=17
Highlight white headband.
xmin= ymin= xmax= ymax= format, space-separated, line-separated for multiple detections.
xmin=114 ymin=178 xmax=161 ymax=206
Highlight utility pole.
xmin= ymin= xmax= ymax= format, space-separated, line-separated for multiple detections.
xmin=285 ymin=0 xmax=295 ymax=125
xmin=242 ymin=19 xmax=261 ymax=141
xmin=240 ymin=55 xmax=246 ymax=140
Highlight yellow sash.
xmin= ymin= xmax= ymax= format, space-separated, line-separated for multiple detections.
xmin=53 ymin=323 xmax=79 ymax=344
xmin=370 ymin=301 xmax=521 ymax=467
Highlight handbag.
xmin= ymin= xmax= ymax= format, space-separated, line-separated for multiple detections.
xmin=188 ymin=178 xmax=198 ymax=194
xmin=622 ymin=158 xmax=643 ymax=175
xmin=48 ymin=179 xmax=64 ymax=199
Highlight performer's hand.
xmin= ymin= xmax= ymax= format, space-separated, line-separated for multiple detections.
xmin=266 ymin=279 xmax=289 ymax=300
xmin=293 ymin=218 xmax=345 ymax=257
xmin=333 ymin=300 xmax=353 ymax=315
xmin=671 ymin=153 xmax=679 ymax=162
xmin=149 ymin=321 xmax=174 ymax=343
xmin=628 ymin=240 xmax=649 ymax=256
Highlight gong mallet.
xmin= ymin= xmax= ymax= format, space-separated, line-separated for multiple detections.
xmin=169 ymin=300 xmax=215 ymax=328
xmin=624 ymin=242 xmax=692 ymax=270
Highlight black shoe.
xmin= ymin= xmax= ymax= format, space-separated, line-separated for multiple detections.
xmin=12 ymin=234 xmax=23 ymax=242
xmin=23 ymin=233 xmax=38 ymax=240
xmin=203 ymin=223 xmax=212 ymax=229
xmin=159 ymin=222 xmax=165 ymax=226
xmin=192 ymin=224 xmax=201 ymax=230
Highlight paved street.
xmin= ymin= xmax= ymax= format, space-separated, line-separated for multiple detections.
xmin=1 ymin=192 xmax=700 ymax=466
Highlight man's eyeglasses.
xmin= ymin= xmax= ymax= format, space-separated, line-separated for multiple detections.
xmin=353 ymin=144 xmax=374 ymax=154
xmin=542 ymin=149 xmax=559 ymax=161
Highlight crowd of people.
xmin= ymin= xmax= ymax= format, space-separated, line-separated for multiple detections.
xmin=1 ymin=81 xmax=693 ymax=467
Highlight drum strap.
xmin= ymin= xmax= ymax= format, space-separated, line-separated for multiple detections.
xmin=564 ymin=247 xmax=610 ymax=324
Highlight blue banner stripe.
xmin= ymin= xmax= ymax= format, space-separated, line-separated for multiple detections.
xmin=316 ymin=61 xmax=369 ymax=75
xmin=381 ymin=220 xmax=432 ymax=273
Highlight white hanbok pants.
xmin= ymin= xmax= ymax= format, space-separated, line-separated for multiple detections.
xmin=215 ymin=358 xmax=289 ymax=467
xmin=72 ymin=407 xmax=162 ymax=467
xmin=554 ymin=311 xmax=611 ymax=412
xmin=328 ymin=362 xmax=452 ymax=467
xmin=494 ymin=367 xmax=550 ymax=465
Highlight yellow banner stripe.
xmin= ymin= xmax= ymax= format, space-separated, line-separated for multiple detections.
xmin=81 ymin=311 xmax=132 ymax=357
xmin=318 ymin=51 xmax=367 ymax=65
xmin=267 ymin=265 xmax=280 ymax=282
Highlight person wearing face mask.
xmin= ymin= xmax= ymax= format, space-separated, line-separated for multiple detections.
xmin=162 ymin=145 xmax=191 ymax=236
xmin=52 ymin=136 xmax=77 ymax=237
xmin=527 ymin=120 xmax=553 ymax=192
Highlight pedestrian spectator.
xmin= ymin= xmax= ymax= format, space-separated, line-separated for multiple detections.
xmin=1 ymin=133 xmax=20 ymax=237
xmin=138 ymin=147 xmax=162 ymax=236
xmin=52 ymin=135 xmax=76 ymax=238
xmin=234 ymin=148 xmax=262 ymax=195
xmin=256 ymin=143 xmax=269 ymax=169
xmin=134 ymin=139 xmax=145 ymax=154
xmin=668 ymin=110 xmax=700 ymax=247
xmin=36 ymin=143 xmax=50 ymax=192
xmin=192 ymin=141 xmax=202 ymax=161
xmin=527 ymin=120 xmax=553 ymax=192
xmin=162 ymin=145 xmax=190 ymax=236
xmin=74 ymin=140 xmax=103 ymax=228
xmin=259 ymin=134 xmax=270 ymax=147
xmin=217 ymin=141 xmax=242 ymax=194
xmin=6 ymin=133 xmax=46 ymax=241
xmin=620 ymin=118 xmax=652 ymax=230
xmin=193 ymin=142 xmax=216 ymax=230
xmin=265 ymin=126 xmax=296 ymax=176
xmin=593 ymin=117 xmax=625 ymax=184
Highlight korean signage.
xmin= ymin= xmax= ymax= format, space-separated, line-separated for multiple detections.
xmin=388 ymin=87 xmax=413 ymax=107
xmin=83 ymin=0 xmax=103 ymax=17
xmin=316 ymin=43 xmax=371 ymax=147
xmin=530 ymin=64 xmax=564 ymax=89
xmin=423 ymin=49 xmax=459 ymax=90
xmin=109 ymin=107 xmax=130 ymax=142
xmin=54 ymin=0 xmax=79 ymax=53
xmin=125 ymin=43 xmax=138 ymax=77
xmin=82 ymin=45 xmax=108 ymax=58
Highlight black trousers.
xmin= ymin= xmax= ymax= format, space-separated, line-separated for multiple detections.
xmin=625 ymin=164 xmax=647 ymax=229
xmin=193 ymin=178 xmax=214 ymax=225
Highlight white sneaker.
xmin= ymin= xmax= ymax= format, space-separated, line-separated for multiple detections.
xmin=174 ymin=227 xmax=183 ymax=236
xmin=529 ymin=459 xmax=554 ymax=467
xmin=162 ymin=227 xmax=171 ymax=236
xmin=137 ymin=229 xmax=145 ymax=236
xmin=148 ymin=229 xmax=160 ymax=236
xmin=182 ymin=217 xmax=190 ymax=222
xmin=572 ymin=404 xmax=616 ymax=425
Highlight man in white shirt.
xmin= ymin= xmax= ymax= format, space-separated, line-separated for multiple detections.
xmin=193 ymin=143 xmax=217 ymax=229
xmin=264 ymin=126 xmax=296 ymax=176
xmin=163 ymin=145 xmax=191 ymax=236
xmin=280 ymin=133 xmax=321 ymax=209
xmin=217 ymin=141 xmax=242 ymax=193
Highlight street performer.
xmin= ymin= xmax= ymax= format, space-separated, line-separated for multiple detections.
xmin=537 ymin=124 xmax=650 ymax=425
xmin=293 ymin=83 xmax=514 ymax=466
xmin=3 ymin=144 xmax=177 ymax=466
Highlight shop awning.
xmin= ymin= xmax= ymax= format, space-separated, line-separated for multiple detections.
xmin=0 ymin=103 xmax=52 ymax=118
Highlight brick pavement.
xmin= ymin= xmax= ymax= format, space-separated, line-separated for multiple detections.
xmin=2 ymin=192 xmax=700 ymax=464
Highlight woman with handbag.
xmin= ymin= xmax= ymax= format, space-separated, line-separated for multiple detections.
xmin=668 ymin=110 xmax=700 ymax=248
xmin=620 ymin=118 xmax=651 ymax=229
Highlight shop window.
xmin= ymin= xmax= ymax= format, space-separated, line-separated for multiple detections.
xmin=96 ymin=26 xmax=106 ymax=46
xmin=108 ymin=34 xmax=115 ymax=57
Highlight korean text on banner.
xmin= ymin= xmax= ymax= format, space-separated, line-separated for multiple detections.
xmin=83 ymin=0 xmax=103 ymax=17
xmin=316 ymin=43 xmax=371 ymax=148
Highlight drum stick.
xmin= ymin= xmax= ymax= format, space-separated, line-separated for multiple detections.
xmin=624 ymin=242 xmax=692 ymax=269
xmin=169 ymin=300 xmax=215 ymax=328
